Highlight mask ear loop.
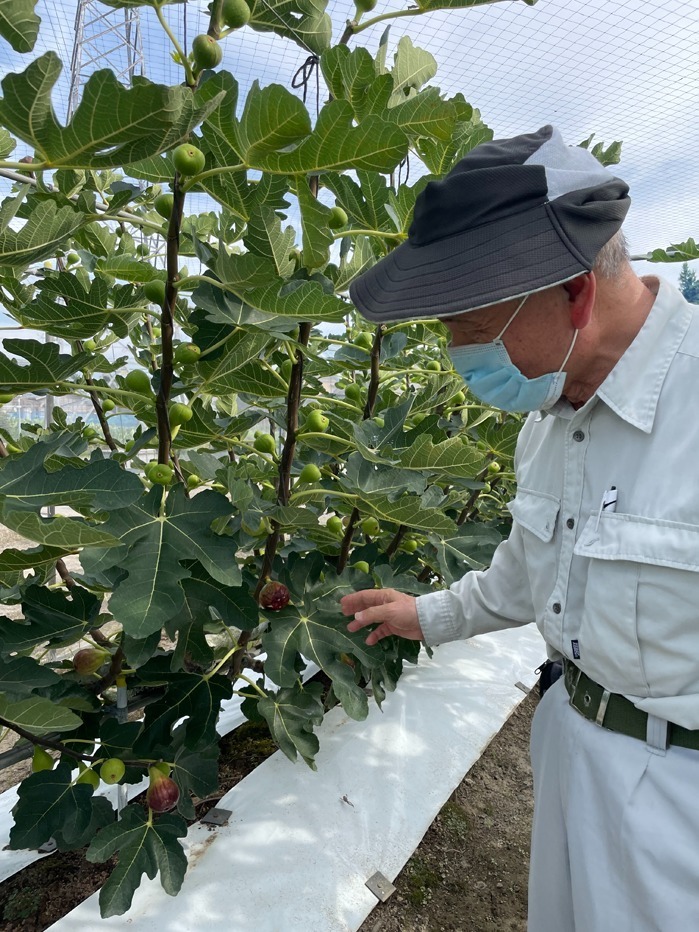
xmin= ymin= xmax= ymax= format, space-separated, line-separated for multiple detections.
xmin=495 ymin=294 xmax=529 ymax=341
xmin=558 ymin=327 xmax=579 ymax=374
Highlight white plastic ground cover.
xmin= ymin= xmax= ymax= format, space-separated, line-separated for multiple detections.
xmin=0 ymin=657 xmax=319 ymax=884
xmin=49 ymin=623 xmax=545 ymax=932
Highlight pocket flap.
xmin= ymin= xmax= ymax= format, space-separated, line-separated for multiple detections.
xmin=507 ymin=487 xmax=560 ymax=542
xmin=574 ymin=512 xmax=699 ymax=571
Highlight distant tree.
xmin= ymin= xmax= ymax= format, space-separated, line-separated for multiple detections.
xmin=679 ymin=262 xmax=699 ymax=303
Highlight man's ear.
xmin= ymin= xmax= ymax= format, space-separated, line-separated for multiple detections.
xmin=563 ymin=273 xmax=595 ymax=329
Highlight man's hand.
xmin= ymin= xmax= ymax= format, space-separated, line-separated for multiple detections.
xmin=341 ymin=588 xmax=424 ymax=646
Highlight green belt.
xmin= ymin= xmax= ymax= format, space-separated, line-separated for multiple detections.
xmin=562 ymin=659 xmax=699 ymax=751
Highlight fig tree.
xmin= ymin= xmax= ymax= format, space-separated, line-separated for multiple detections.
xmin=192 ymin=34 xmax=223 ymax=70
xmin=222 ymin=0 xmax=251 ymax=28
xmin=259 ymin=580 xmax=291 ymax=611
xmin=169 ymin=402 xmax=193 ymax=426
xmin=154 ymin=193 xmax=174 ymax=219
xmin=173 ymin=143 xmax=206 ymax=177
xmin=124 ymin=369 xmax=152 ymax=394
xmin=31 ymin=746 xmax=54 ymax=773
xmin=298 ymin=463 xmax=322 ymax=484
xmin=146 ymin=767 xmax=180 ymax=812
xmin=305 ymin=409 xmax=329 ymax=433
xmin=254 ymin=433 xmax=276 ymax=455
xmin=73 ymin=647 xmax=109 ymax=675
xmin=327 ymin=205 xmax=348 ymax=229
xmin=100 ymin=757 xmax=126 ymax=785
xmin=174 ymin=342 xmax=202 ymax=364
xmin=143 ymin=279 xmax=166 ymax=305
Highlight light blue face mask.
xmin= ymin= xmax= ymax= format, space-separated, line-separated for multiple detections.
xmin=447 ymin=294 xmax=578 ymax=413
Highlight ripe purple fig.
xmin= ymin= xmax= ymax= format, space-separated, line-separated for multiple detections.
xmin=146 ymin=766 xmax=180 ymax=812
xmin=73 ymin=648 xmax=109 ymax=675
xmin=259 ymin=580 xmax=290 ymax=611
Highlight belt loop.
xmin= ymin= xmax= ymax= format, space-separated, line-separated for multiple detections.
xmin=595 ymin=689 xmax=611 ymax=726
xmin=646 ymin=714 xmax=669 ymax=756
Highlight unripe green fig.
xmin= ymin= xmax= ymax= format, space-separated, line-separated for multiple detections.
xmin=426 ymin=360 xmax=441 ymax=372
xmin=100 ymin=757 xmax=126 ymax=785
xmin=452 ymin=390 xmax=466 ymax=406
xmin=136 ymin=243 xmax=150 ymax=257
xmin=361 ymin=516 xmax=380 ymax=537
xmin=154 ymin=193 xmax=174 ymax=219
xmin=402 ymin=538 xmax=419 ymax=553
xmin=254 ymin=433 xmax=276 ymax=455
xmin=487 ymin=460 xmax=501 ymax=474
xmin=73 ymin=647 xmax=109 ymax=675
xmin=173 ymin=143 xmax=206 ymax=177
xmin=151 ymin=326 xmax=162 ymax=339
xmin=102 ymin=398 xmax=115 ymax=412
xmin=280 ymin=358 xmax=293 ymax=382
xmin=298 ymin=463 xmax=322 ymax=484
xmin=31 ymin=746 xmax=54 ymax=773
xmin=327 ymin=205 xmax=348 ymax=229
xmin=372 ymin=416 xmax=384 ymax=428
xmin=124 ymin=439 xmax=135 ymax=452
xmin=353 ymin=331 xmax=373 ymax=351
xmin=352 ymin=560 xmax=370 ymax=574
xmin=83 ymin=426 xmax=99 ymax=440
xmin=124 ymin=369 xmax=152 ymax=394
xmin=146 ymin=767 xmax=180 ymax=812
xmin=169 ymin=402 xmax=193 ymax=426
xmin=344 ymin=383 xmax=362 ymax=402
xmin=192 ymin=34 xmax=223 ymax=70
xmin=222 ymin=0 xmax=251 ymax=28
xmin=326 ymin=515 xmax=344 ymax=535
xmin=153 ymin=761 xmax=172 ymax=778
xmin=76 ymin=767 xmax=100 ymax=790
xmin=143 ymin=279 xmax=166 ymax=305
xmin=355 ymin=0 xmax=377 ymax=10
xmin=66 ymin=251 xmax=80 ymax=265
xmin=174 ymin=342 xmax=201 ymax=365
xmin=147 ymin=463 xmax=174 ymax=485
xmin=305 ymin=409 xmax=329 ymax=433
xmin=83 ymin=339 xmax=97 ymax=352
xmin=186 ymin=473 xmax=201 ymax=489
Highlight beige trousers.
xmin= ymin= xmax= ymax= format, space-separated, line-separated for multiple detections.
xmin=528 ymin=677 xmax=699 ymax=932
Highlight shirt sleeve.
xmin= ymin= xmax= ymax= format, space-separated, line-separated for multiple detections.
xmin=415 ymin=520 xmax=535 ymax=646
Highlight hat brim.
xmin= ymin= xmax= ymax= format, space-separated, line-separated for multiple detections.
xmin=349 ymin=202 xmax=587 ymax=323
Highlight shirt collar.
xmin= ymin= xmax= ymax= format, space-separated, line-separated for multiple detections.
xmin=545 ymin=276 xmax=693 ymax=431
xmin=595 ymin=276 xmax=693 ymax=432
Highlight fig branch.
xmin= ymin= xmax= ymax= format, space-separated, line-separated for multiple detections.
xmin=0 ymin=717 xmax=95 ymax=763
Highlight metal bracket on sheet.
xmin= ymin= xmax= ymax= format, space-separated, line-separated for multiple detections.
xmin=200 ymin=807 xmax=232 ymax=826
xmin=37 ymin=838 xmax=57 ymax=854
xmin=365 ymin=871 xmax=396 ymax=903
xmin=514 ymin=681 xmax=529 ymax=693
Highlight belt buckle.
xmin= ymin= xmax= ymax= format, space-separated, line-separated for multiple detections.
xmin=565 ymin=662 xmax=583 ymax=707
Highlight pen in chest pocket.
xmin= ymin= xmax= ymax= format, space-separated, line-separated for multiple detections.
xmin=595 ymin=485 xmax=617 ymax=530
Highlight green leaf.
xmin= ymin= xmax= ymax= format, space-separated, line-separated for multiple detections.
xmin=0 ymin=543 xmax=74 ymax=573
xmin=214 ymin=250 xmax=277 ymax=292
xmin=320 ymin=45 xmax=377 ymax=117
xmin=398 ymin=434 xmax=487 ymax=478
xmin=10 ymin=763 xmax=111 ymax=850
xmin=241 ymin=278 xmax=348 ymax=325
xmin=80 ymin=486 xmax=239 ymax=639
xmin=0 ymin=693 xmax=83 ymax=736
xmin=332 ymin=235 xmax=375 ymax=293
xmin=257 ymin=681 xmax=324 ymax=769
xmin=262 ymin=604 xmax=381 ymax=720
xmin=385 ymin=87 xmax=456 ymax=142
xmin=180 ymin=562 xmax=259 ymax=631
xmin=86 ymin=805 xmax=188 ymax=919
xmin=0 ymin=53 xmax=224 ymax=170
xmin=388 ymin=36 xmax=437 ymax=105
xmin=133 ymin=670 xmax=232 ymax=750
xmin=0 ymin=126 xmax=16 ymax=158
xmin=94 ymin=256 xmax=160 ymax=283
xmin=0 ymin=198 xmax=86 ymax=269
xmin=236 ymin=81 xmax=312 ymax=160
xmin=0 ymin=0 xmax=40 ymax=53
xmin=0 ymin=584 xmax=99 ymax=656
xmin=321 ymin=170 xmax=390 ymax=233
xmin=254 ymin=99 xmax=408 ymax=175
xmin=16 ymin=272 xmax=142 ymax=340
xmin=0 ymin=339 xmax=91 ymax=392
xmin=248 ymin=0 xmax=332 ymax=56
xmin=358 ymin=492 xmax=457 ymax=535
xmin=647 ymin=237 xmax=699 ymax=263
xmin=0 ymin=505 xmax=122 ymax=548
xmin=427 ymin=523 xmax=502 ymax=584
xmin=296 ymin=178 xmax=334 ymax=271
xmin=243 ymin=206 xmax=296 ymax=278
xmin=0 ymin=655 xmax=61 ymax=698
xmin=416 ymin=107 xmax=493 ymax=175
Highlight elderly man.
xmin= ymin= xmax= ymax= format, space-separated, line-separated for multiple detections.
xmin=341 ymin=125 xmax=699 ymax=932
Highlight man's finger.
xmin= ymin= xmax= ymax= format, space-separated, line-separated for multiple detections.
xmin=365 ymin=623 xmax=394 ymax=646
xmin=345 ymin=604 xmax=388 ymax=630
xmin=340 ymin=589 xmax=396 ymax=615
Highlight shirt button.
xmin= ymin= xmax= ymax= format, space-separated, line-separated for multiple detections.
xmin=573 ymin=430 xmax=585 ymax=442
xmin=566 ymin=518 xmax=575 ymax=529
xmin=552 ymin=602 xmax=562 ymax=614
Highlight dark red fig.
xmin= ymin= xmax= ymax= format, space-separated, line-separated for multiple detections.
xmin=146 ymin=767 xmax=180 ymax=812
xmin=259 ymin=580 xmax=290 ymax=611
xmin=73 ymin=648 xmax=109 ymax=675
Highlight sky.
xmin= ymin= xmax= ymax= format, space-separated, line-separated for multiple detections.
xmin=0 ymin=0 xmax=697 ymax=296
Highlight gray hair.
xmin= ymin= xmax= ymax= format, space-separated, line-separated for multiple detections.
xmin=592 ymin=229 xmax=630 ymax=279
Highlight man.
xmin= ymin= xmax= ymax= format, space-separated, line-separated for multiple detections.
xmin=340 ymin=125 xmax=699 ymax=932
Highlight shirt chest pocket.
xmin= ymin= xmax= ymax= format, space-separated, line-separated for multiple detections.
xmin=508 ymin=488 xmax=561 ymax=606
xmin=573 ymin=513 xmax=699 ymax=696
xmin=508 ymin=487 xmax=560 ymax=542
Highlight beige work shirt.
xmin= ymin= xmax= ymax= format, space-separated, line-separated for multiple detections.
xmin=416 ymin=275 xmax=699 ymax=729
